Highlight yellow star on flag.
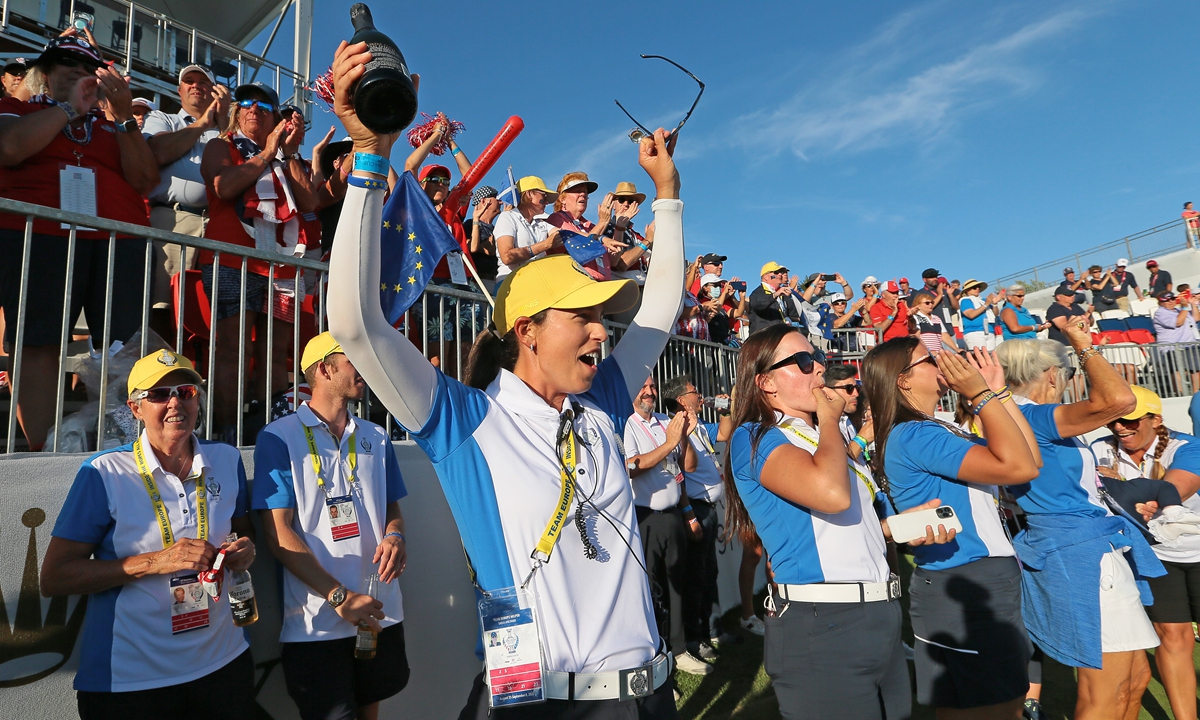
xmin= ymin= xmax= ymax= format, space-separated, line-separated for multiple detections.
xmin=393 ymin=283 xmax=403 ymax=292
xmin=408 ymin=232 xmax=416 ymax=241
xmin=381 ymin=282 xmax=387 ymax=291
xmin=415 ymin=261 xmax=423 ymax=270
xmin=414 ymin=245 xmax=422 ymax=254
xmin=408 ymin=276 xmax=416 ymax=285
xmin=382 ymin=220 xmax=391 ymax=229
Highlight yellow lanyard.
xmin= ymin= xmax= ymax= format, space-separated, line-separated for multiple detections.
xmin=303 ymin=425 xmax=357 ymax=496
xmin=779 ymin=423 xmax=880 ymax=498
xmin=532 ymin=424 xmax=578 ymax=563
xmin=134 ymin=437 xmax=206 ymax=548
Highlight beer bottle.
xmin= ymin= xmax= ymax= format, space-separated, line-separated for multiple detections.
xmin=354 ymin=573 xmax=380 ymax=659
xmin=229 ymin=566 xmax=258 ymax=627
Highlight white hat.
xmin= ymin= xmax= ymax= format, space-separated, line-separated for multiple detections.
xmin=131 ymin=97 xmax=157 ymax=111
xmin=1117 ymin=258 xmax=1129 ymax=267
xmin=828 ymin=293 xmax=847 ymax=303
xmin=862 ymin=275 xmax=879 ymax=286
xmin=178 ymin=64 xmax=215 ymax=84
xmin=699 ymin=273 xmax=723 ymax=287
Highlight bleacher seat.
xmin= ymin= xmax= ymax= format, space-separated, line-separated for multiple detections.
xmin=1124 ymin=315 xmax=1156 ymax=344
xmin=1096 ymin=318 xmax=1130 ymax=344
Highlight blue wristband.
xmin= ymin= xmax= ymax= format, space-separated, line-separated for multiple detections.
xmin=636 ymin=242 xmax=649 ymax=252
xmin=451 ymin=147 xmax=463 ymax=156
xmin=347 ymin=175 xmax=387 ymax=190
xmin=384 ymin=531 xmax=405 ymax=543
xmin=354 ymin=151 xmax=389 ymax=176
xmin=682 ymin=505 xmax=693 ymax=514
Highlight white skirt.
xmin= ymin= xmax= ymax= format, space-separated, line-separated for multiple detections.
xmin=1100 ymin=548 xmax=1160 ymax=653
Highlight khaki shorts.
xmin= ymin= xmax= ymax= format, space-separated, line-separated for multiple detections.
xmin=150 ymin=205 xmax=206 ymax=308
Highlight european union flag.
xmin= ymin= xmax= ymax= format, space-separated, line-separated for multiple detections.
xmin=378 ymin=171 xmax=461 ymax=325
xmin=560 ymin=229 xmax=608 ymax=265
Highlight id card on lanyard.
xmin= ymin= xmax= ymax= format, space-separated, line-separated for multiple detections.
xmin=303 ymin=425 xmax=360 ymax=542
xmin=479 ymin=412 xmax=587 ymax=708
xmin=134 ymin=438 xmax=210 ymax=634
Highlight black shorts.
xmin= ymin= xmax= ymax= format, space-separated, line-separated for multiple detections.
xmin=77 ymin=648 xmax=253 ymax=720
xmin=764 ymin=597 xmax=909 ymax=719
xmin=1146 ymin=559 xmax=1200 ymax=624
xmin=0 ymin=229 xmax=149 ymax=350
xmin=456 ymin=669 xmax=677 ymax=720
xmin=280 ymin=621 xmax=410 ymax=720
xmin=909 ymin=556 xmax=1032 ymax=708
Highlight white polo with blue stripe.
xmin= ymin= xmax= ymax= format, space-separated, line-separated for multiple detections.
xmin=52 ymin=431 xmax=249 ymax=692
xmin=252 ymin=403 xmax=407 ymax=642
xmin=682 ymin=422 xmax=724 ymax=504
xmin=884 ymin=420 xmax=1014 ymax=571
xmin=408 ymin=358 xmax=658 ymax=674
xmin=730 ymin=416 xmax=889 ymax=585
xmin=1012 ymin=398 xmax=1110 ymax=518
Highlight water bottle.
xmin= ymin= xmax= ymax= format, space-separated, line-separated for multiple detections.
xmin=348 ymin=4 xmax=417 ymax=134
xmin=354 ymin=573 xmax=380 ymax=659
xmin=703 ymin=396 xmax=731 ymax=411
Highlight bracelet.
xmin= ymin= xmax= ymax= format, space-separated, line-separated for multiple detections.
xmin=1077 ymin=347 xmax=1102 ymax=365
xmin=852 ymin=435 xmax=869 ymax=453
xmin=451 ymin=147 xmax=463 ymax=156
xmin=59 ymin=103 xmax=79 ymax=122
xmin=968 ymin=388 xmax=991 ymax=401
xmin=636 ymin=242 xmax=649 ymax=252
xmin=347 ymin=175 xmax=387 ymax=190
xmin=971 ymin=391 xmax=998 ymax=414
xmin=384 ymin=531 xmax=405 ymax=543
xmin=682 ymin=505 xmax=693 ymax=514
xmin=998 ymin=392 xmax=1012 ymax=404
xmin=688 ymin=517 xmax=700 ymax=526
xmin=353 ymin=151 xmax=389 ymax=176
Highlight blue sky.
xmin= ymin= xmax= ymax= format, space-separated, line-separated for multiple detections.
xmin=255 ymin=0 xmax=1199 ymax=291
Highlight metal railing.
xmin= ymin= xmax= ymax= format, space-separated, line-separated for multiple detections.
xmin=0 ymin=198 xmax=742 ymax=453
xmin=993 ymin=217 xmax=1191 ymax=289
xmin=1062 ymin=341 xmax=1200 ymax=402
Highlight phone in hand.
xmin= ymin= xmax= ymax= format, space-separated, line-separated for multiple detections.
xmin=887 ymin=505 xmax=963 ymax=544
xmin=730 ymin=281 xmax=747 ymax=292
xmin=72 ymin=11 xmax=94 ymax=33
xmin=821 ymin=274 xmax=837 ymax=281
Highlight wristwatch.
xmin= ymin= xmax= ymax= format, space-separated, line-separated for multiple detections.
xmin=115 ymin=118 xmax=138 ymax=133
xmin=327 ymin=585 xmax=347 ymax=609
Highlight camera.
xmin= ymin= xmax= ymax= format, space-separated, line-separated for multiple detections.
xmin=72 ymin=11 xmax=93 ymax=33
xmin=936 ymin=507 xmax=954 ymax=519
xmin=821 ymin=274 xmax=837 ymax=281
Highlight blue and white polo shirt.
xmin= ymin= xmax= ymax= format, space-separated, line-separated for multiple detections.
xmin=53 ymin=431 xmax=249 ymax=692
xmin=408 ymin=357 xmax=658 ymax=674
xmin=1012 ymin=398 xmax=1109 ymax=519
xmin=683 ymin=422 xmax=724 ymax=504
xmin=253 ymin=403 xmax=407 ymax=642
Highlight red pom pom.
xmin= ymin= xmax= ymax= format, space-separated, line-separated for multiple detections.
xmin=309 ymin=67 xmax=335 ymax=109
xmin=406 ymin=113 xmax=465 ymax=156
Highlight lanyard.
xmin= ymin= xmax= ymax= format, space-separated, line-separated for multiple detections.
xmin=531 ymin=422 xmax=578 ymax=565
xmin=778 ymin=422 xmax=880 ymax=498
xmin=303 ymin=425 xmax=357 ymax=496
xmin=134 ymin=437 xmax=206 ymax=548
xmin=633 ymin=414 xmax=665 ymax=447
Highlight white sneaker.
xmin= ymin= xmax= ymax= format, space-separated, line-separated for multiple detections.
xmin=675 ymin=651 xmax=714 ymax=675
xmin=740 ymin=616 xmax=766 ymax=636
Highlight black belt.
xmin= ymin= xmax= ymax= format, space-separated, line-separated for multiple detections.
xmin=154 ymin=201 xmax=207 ymax=216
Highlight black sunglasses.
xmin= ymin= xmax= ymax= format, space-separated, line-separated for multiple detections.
xmin=903 ymin=354 xmax=938 ymax=372
xmin=617 ymin=55 xmax=705 ymax=144
xmin=767 ymin=349 xmax=826 ymax=374
xmin=829 ymin=383 xmax=860 ymax=394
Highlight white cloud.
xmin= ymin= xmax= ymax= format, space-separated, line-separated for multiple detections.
xmin=739 ymin=4 xmax=1096 ymax=160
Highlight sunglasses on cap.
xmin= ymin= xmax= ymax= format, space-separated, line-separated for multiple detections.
xmin=237 ymin=98 xmax=275 ymax=113
xmin=423 ymin=176 xmax=451 ymax=186
xmin=767 ymin=349 xmax=826 ymax=374
xmin=135 ymin=383 xmax=200 ymax=403
xmin=829 ymin=382 xmax=860 ymax=394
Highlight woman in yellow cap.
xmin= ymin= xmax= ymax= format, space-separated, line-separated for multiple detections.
xmin=1091 ymin=385 xmax=1200 ymax=720
xmin=325 ymin=41 xmax=686 ymax=717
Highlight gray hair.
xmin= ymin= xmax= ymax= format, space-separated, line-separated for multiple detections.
xmin=1008 ymin=284 xmax=1025 ymax=294
xmin=996 ymin=339 xmax=1071 ymax=392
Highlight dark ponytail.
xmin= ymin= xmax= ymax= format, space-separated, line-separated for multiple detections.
xmin=464 ymin=311 xmax=548 ymax=390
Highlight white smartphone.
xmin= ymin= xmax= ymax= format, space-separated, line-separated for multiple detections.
xmin=888 ymin=505 xmax=963 ymax=544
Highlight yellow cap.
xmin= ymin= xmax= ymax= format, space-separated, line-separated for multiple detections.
xmin=1122 ymin=385 xmax=1163 ymax=420
xmin=516 ymin=176 xmax=557 ymax=198
xmin=760 ymin=261 xmax=787 ymax=277
xmin=301 ymin=332 xmax=344 ymax=373
xmin=494 ymin=255 xmax=638 ymax=335
xmin=127 ymin=349 xmax=203 ymax=395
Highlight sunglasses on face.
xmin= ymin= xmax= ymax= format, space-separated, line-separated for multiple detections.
xmin=1010 ymin=293 xmax=1026 ymax=298
xmin=135 ymin=383 xmax=200 ymax=403
xmin=829 ymin=382 xmax=860 ymax=394
xmin=55 ymin=57 xmax=89 ymax=70
xmin=1113 ymin=415 xmax=1147 ymax=429
xmin=903 ymin=353 xmax=938 ymax=372
xmin=832 ymin=300 xmax=847 ymax=305
xmin=236 ymin=98 xmax=275 ymax=113
xmin=1063 ymin=366 xmax=1078 ymax=382
xmin=423 ymin=176 xmax=451 ymax=186
xmin=767 ymin=349 xmax=826 ymax=374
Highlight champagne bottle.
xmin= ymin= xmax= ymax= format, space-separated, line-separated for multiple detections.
xmin=229 ymin=567 xmax=258 ymax=627
xmin=348 ymin=3 xmax=417 ymax=134
xmin=354 ymin=573 xmax=380 ymax=659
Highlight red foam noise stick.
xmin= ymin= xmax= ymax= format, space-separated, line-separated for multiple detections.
xmin=452 ymin=116 xmax=524 ymax=195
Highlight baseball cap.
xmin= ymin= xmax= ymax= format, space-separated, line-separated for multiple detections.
xmin=885 ymin=281 xmax=900 ymax=293
xmin=319 ymin=136 xmax=353 ymax=180
xmin=1054 ymin=285 xmax=1076 ymax=298
xmin=700 ymin=253 xmax=728 ymax=265
xmin=1116 ymin=258 xmax=1129 ymax=267
xmin=899 ymin=277 xmax=909 ymax=284
xmin=862 ymin=275 xmax=879 ymax=286
xmin=557 ymin=174 xmax=599 ymax=195
xmin=1147 ymin=259 xmax=1159 ymax=268
xmin=699 ymin=273 xmax=724 ymax=287
xmin=127 ymin=349 xmax=203 ymax=395
xmin=233 ymin=81 xmax=280 ymax=109
xmin=1122 ymin=385 xmax=1162 ymax=420
xmin=33 ymin=36 xmax=104 ymax=70
xmin=494 ymin=256 xmax=638 ymax=335
xmin=828 ymin=293 xmax=847 ymax=303
xmin=1063 ymin=267 xmax=1075 ymax=275
xmin=922 ymin=268 xmax=939 ymax=279
xmin=418 ymin=164 xmax=451 ymax=181
xmin=3 ymin=57 xmax=27 ymax=75
xmin=131 ymin=97 xmax=157 ymax=112
xmin=178 ymin=64 xmax=215 ymax=84
xmin=760 ymin=261 xmax=787 ymax=276
xmin=516 ymin=176 xmax=556 ymax=197
xmin=472 ymin=186 xmax=499 ymax=206
xmin=301 ymin=332 xmax=344 ymax=373
xmin=1157 ymin=291 xmax=1177 ymax=302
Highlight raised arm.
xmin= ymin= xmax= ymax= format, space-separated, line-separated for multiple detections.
xmin=611 ymin=129 xmax=684 ymax=400
xmin=1052 ymin=316 xmax=1136 ymax=437
xmin=325 ymin=40 xmax=438 ymax=432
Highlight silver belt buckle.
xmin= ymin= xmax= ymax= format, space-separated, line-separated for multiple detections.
xmin=887 ymin=573 xmax=902 ymax=601
xmin=618 ymin=663 xmax=654 ymax=702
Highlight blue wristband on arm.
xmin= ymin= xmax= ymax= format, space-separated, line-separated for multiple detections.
xmin=354 ymin=151 xmax=389 ymax=176
xmin=384 ymin=531 xmax=405 ymax=543
xmin=347 ymin=175 xmax=387 ymax=190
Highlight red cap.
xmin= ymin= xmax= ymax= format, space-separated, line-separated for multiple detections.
xmin=886 ymin=281 xmax=900 ymax=293
xmin=418 ymin=164 xmax=451 ymax=181
xmin=899 ymin=277 xmax=909 ymax=284
xmin=1147 ymin=259 xmax=1159 ymax=268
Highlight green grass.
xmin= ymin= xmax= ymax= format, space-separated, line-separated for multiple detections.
xmin=672 ymin=555 xmax=1198 ymax=719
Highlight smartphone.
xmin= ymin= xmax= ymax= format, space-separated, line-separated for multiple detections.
xmin=887 ymin=505 xmax=963 ymax=544
xmin=72 ymin=11 xmax=94 ymax=33
xmin=730 ymin=281 xmax=747 ymax=292
xmin=821 ymin=274 xmax=837 ymax=281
